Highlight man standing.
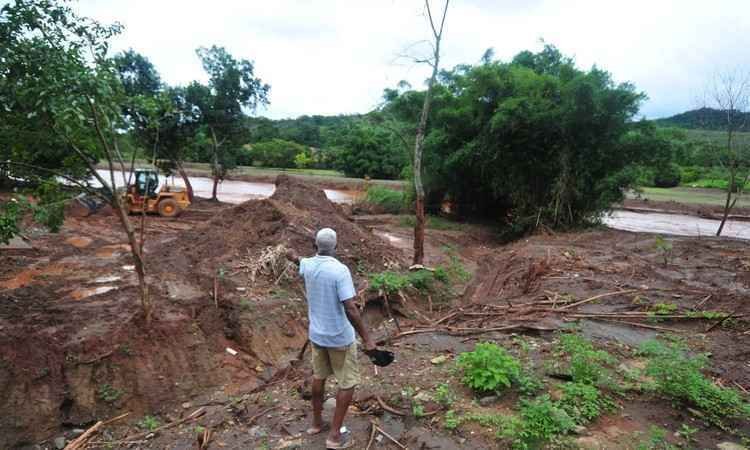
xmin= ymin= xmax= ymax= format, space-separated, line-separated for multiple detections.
xmin=291 ymin=228 xmax=374 ymax=449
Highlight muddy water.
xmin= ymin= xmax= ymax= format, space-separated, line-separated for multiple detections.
xmin=92 ymin=169 xmax=355 ymax=204
xmin=605 ymin=210 xmax=750 ymax=240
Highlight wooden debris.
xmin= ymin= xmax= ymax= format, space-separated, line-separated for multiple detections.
xmin=64 ymin=412 xmax=129 ymax=450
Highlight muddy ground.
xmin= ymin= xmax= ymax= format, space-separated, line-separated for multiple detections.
xmin=1 ymin=179 xmax=749 ymax=449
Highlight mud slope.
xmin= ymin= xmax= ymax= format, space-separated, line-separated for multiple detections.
xmin=0 ymin=178 xmax=398 ymax=448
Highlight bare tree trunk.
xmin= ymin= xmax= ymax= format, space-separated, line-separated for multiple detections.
xmin=174 ymin=158 xmax=194 ymax=202
xmin=210 ymin=127 xmax=221 ymax=202
xmin=716 ymin=164 xmax=734 ymax=236
xmin=412 ymin=0 xmax=449 ymax=266
xmin=87 ymin=98 xmax=152 ymax=323
xmin=113 ymin=194 xmax=151 ymax=322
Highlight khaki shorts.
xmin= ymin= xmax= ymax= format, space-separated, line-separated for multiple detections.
xmin=311 ymin=342 xmax=361 ymax=390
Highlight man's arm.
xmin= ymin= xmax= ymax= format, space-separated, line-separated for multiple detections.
xmin=343 ymin=300 xmax=375 ymax=351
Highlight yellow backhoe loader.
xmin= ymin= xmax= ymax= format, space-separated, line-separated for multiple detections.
xmin=123 ymin=169 xmax=190 ymax=217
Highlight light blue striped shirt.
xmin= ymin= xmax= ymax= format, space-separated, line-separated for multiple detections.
xmin=300 ymin=255 xmax=356 ymax=348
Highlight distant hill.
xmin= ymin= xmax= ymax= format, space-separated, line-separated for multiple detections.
xmin=655 ymin=107 xmax=750 ymax=131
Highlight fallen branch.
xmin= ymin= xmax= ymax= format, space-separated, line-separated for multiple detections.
xmin=64 ymin=412 xmax=129 ymax=450
xmin=246 ymin=405 xmax=279 ymax=426
xmin=559 ymin=289 xmax=639 ymax=310
xmin=123 ymin=407 xmax=205 ymax=441
xmin=374 ymin=424 xmax=407 ymax=449
xmin=79 ymin=350 xmax=114 ymax=365
xmin=584 ymin=318 xmax=684 ymax=332
xmin=706 ymin=309 xmax=739 ymax=332
xmin=366 ymin=421 xmax=377 ymax=450
xmin=376 ymin=396 xmax=406 ymax=416
xmin=693 ymin=294 xmax=712 ymax=310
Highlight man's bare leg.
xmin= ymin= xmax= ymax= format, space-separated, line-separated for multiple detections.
xmin=308 ymin=377 xmax=326 ymax=434
xmin=327 ymin=387 xmax=354 ymax=444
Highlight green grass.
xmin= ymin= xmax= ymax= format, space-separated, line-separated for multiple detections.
xmin=364 ymin=186 xmax=405 ymax=213
xmin=399 ymin=214 xmax=465 ymax=231
xmin=637 ymin=339 xmax=750 ymax=428
xmin=629 ymin=186 xmax=750 ymax=208
xmin=683 ymin=129 xmax=750 ymax=147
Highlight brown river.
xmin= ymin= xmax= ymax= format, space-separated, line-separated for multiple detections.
xmin=95 ymin=170 xmax=750 ymax=240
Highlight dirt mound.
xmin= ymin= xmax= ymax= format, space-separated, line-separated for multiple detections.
xmin=156 ymin=175 xmax=402 ymax=284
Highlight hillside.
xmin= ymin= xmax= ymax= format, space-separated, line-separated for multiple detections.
xmin=655 ymin=107 xmax=750 ymax=131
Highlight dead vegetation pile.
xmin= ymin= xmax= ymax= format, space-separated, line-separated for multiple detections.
xmin=155 ymin=175 xmax=402 ymax=286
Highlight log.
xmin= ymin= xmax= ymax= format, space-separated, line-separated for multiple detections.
xmin=64 ymin=412 xmax=129 ymax=450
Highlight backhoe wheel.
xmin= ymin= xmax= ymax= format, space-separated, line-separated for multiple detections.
xmin=158 ymin=199 xmax=180 ymax=218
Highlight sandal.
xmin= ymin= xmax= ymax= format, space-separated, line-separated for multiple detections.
xmin=325 ymin=430 xmax=354 ymax=449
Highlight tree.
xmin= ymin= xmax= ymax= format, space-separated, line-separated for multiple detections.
xmin=113 ymin=51 xmax=201 ymax=201
xmin=707 ymin=70 xmax=750 ymax=236
xmin=328 ymin=122 xmax=407 ymax=179
xmin=381 ymin=45 xmax=646 ymax=236
xmin=411 ymin=0 xmax=450 ymax=265
xmin=0 ymin=0 xmax=154 ymax=322
xmin=250 ymin=138 xmax=307 ymax=168
xmin=192 ymin=46 xmax=270 ymax=200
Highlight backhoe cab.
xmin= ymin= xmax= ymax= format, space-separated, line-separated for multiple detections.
xmin=123 ymin=169 xmax=190 ymax=218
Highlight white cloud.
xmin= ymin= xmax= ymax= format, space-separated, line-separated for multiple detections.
xmin=72 ymin=0 xmax=750 ymax=119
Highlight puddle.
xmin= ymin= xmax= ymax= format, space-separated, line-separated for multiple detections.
xmin=95 ymin=244 xmax=131 ymax=258
xmin=605 ymin=210 xmax=750 ymax=240
xmin=373 ymin=230 xmax=405 ymax=244
xmin=65 ymin=236 xmax=93 ymax=248
xmin=93 ymin=275 xmax=121 ymax=283
xmin=0 ymin=264 xmax=66 ymax=290
xmin=91 ymin=169 xmax=356 ymax=204
xmin=70 ymin=285 xmax=118 ymax=300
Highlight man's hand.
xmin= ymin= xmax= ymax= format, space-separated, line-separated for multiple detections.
xmin=285 ymin=248 xmax=300 ymax=264
xmin=362 ymin=339 xmax=376 ymax=353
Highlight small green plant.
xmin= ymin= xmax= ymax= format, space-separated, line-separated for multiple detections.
xmin=558 ymin=382 xmax=613 ymax=424
xmin=119 ymin=344 xmax=132 ymax=356
xmin=444 ymin=409 xmax=461 ymax=430
xmin=137 ymin=415 xmax=160 ymax=431
xmin=195 ymin=425 xmax=206 ymax=435
xmin=638 ymin=339 xmax=750 ymax=427
xmin=654 ymin=236 xmax=673 ymax=266
xmin=651 ymin=302 xmax=677 ymax=315
xmin=517 ymin=395 xmax=576 ymax=449
xmin=97 ymin=384 xmax=123 ymax=403
xmin=635 ymin=426 xmax=679 ymax=450
xmin=457 ymin=342 xmax=521 ymax=393
xmin=516 ymin=370 xmax=543 ymax=396
xmin=677 ymin=423 xmax=698 ymax=443
xmin=412 ymin=403 xmax=425 ymax=418
xmin=556 ymin=333 xmax=615 ymax=385
xmin=434 ymin=383 xmax=456 ymax=407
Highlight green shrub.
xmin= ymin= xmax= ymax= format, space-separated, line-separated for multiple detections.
xmin=457 ymin=342 xmax=521 ymax=393
xmin=369 ymin=269 xmax=441 ymax=295
xmin=97 ymin=383 xmax=123 ymax=403
xmin=364 ymin=186 xmax=405 ymax=213
xmin=558 ymin=382 xmax=613 ymax=424
xmin=443 ymin=409 xmax=460 ymax=430
xmin=250 ymin=138 xmax=307 ymax=168
xmin=517 ymin=395 xmax=576 ymax=448
xmin=399 ymin=214 xmax=464 ymax=231
xmin=434 ymin=383 xmax=456 ymax=407
xmin=653 ymin=163 xmax=681 ymax=188
xmin=556 ymin=334 xmax=615 ymax=385
xmin=638 ymin=339 xmax=750 ymax=427
xmin=137 ymin=415 xmax=160 ymax=431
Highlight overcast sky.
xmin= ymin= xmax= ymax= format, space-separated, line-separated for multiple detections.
xmin=72 ymin=0 xmax=750 ymax=120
